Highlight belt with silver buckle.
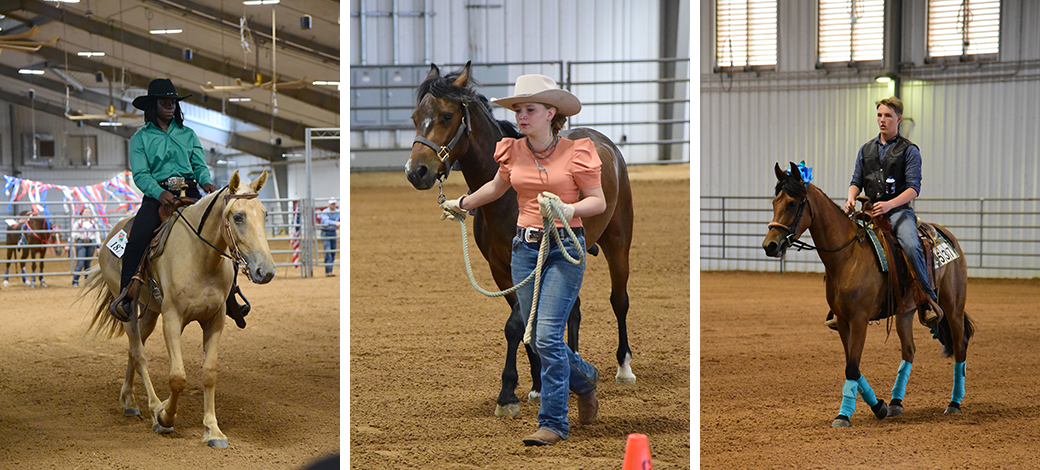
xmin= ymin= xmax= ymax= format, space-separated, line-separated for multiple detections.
xmin=517 ymin=226 xmax=585 ymax=243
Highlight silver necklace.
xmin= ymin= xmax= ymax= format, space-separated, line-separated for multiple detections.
xmin=527 ymin=135 xmax=559 ymax=175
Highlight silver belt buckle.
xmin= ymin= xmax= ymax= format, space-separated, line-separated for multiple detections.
xmin=166 ymin=176 xmax=186 ymax=190
xmin=524 ymin=227 xmax=540 ymax=243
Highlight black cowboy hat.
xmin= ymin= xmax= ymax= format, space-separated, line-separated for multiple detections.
xmin=131 ymin=78 xmax=192 ymax=110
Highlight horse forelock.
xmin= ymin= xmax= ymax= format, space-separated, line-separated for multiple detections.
xmin=774 ymin=174 xmax=807 ymax=199
xmin=416 ymin=72 xmax=494 ymax=116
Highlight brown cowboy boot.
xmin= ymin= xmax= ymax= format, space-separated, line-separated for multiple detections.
xmin=225 ymin=285 xmax=250 ymax=329
xmin=824 ymin=310 xmax=839 ymax=331
xmin=110 ymin=284 xmax=136 ymax=322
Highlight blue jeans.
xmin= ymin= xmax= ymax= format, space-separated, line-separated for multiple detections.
xmin=890 ymin=207 xmax=937 ymax=300
xmin=511 ymin=232 xmax=599 ymax=440
xmin=73 ymin=244 xmax=95 ymax=283
xmin=322 ymin=234 xmax=337 ymax=274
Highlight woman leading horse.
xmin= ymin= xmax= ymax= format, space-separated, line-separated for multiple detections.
xmin=763 ymin=162 xmax=974 ymax=427
xmin=404 ymin=63 xmax=635 ymax=427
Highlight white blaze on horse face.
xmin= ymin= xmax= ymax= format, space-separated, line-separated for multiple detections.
xmin=420 ymin=117 xmax=433 ymax=134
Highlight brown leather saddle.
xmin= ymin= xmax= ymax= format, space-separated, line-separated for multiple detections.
xmin=855 ymin=196 xmax=941 ymax=325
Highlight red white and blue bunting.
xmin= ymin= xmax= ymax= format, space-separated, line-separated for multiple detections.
xmin=2 ymin=171 xmax=142 ymax=222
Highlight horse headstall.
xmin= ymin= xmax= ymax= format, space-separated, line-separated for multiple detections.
xmin=412 ymin=102 xmax=471 ymax=180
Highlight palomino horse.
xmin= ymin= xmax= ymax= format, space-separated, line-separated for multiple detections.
xmin=81 ymin=170 xmax=275 ymax=447
xmin=404 ymin=62 xmax=635 ymax=418
xmin=763 ymin=162 xmax=974 ymax=427
xmin=4 ymin=211 xmax=64 ymax=288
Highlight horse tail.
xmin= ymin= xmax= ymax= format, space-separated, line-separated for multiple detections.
xmin=937 ymin=311 xmax=975 ymax=358
xmin=77 ymin=265 xmax=124 ymax=339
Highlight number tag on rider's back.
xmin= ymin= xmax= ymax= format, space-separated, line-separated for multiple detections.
xmin=106 ymin=229 xmax=128 ymax=258
xmin=933 ymin=236 xmax=959 ymax=268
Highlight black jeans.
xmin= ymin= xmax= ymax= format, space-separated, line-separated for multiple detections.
xmin=119 ymin=185 xmax=202 ymax=291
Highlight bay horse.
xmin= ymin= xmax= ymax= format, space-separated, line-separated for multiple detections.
xmin=4 ymin=211 xmax=64 ymax=288
xmin=763 ymin=162 xmax=974 ymax=427
xmin=80 ymin=170 xmax=275 ymax=447
xmin=404 ymin=62 xmax=635 ymax=418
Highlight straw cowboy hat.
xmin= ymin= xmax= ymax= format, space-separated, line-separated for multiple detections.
xmin=132 ymin=78 xmax=193 ymax=110
xmin=492 ymin=74 xmax=582 ymax=117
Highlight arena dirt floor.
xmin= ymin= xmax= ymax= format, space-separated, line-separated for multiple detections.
xmin=350 ymin=165 xmax=691 ymax=469
xmin=0 ymin=241 xmax=339 ymax=469
xmin=701 ymin=270 xmax=1040 ymax=469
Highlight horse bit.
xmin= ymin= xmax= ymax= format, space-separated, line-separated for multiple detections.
xmin=412 ymin=102 xmax=471 ymax=204
xmin=768 ymin=192 xmax=862 ymax=253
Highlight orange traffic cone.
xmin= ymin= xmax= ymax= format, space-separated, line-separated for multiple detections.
xmin=622 ymin=433 xmax=652 ymax=470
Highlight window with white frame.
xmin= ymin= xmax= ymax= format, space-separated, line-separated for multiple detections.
xmin=927 ymin=0 xmax=1000 ymax=59
xmin=716 ymin=0 xmax=777 ymax=69
xmin=818 ymin=0 xmax=885 ymax=64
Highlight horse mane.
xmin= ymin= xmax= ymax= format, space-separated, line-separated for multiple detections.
xmin=416 ymin=70 xmax=495 ymax=115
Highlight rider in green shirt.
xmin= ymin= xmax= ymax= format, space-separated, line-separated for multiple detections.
xmin=111 ymin=79 xmax=248 ymax=327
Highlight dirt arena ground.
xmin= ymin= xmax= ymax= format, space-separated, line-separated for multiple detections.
xmin=701 ymin=271 xmax=1040 ymax=469
xmin=0 ymin=242 xmax=339 ymax=469
xmin=350 ymin=166 xmax=691 ymax=469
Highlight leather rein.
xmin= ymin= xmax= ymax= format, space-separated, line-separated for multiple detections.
xmin=174 ymin=187 xmax=260 ymax=273
xmin=768 ymin=189 xmax=863 ymax=253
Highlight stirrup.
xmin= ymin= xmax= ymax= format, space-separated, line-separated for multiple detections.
xmin=918 ymin=298 xmax=944 ymax=327
xmin=110 ymin=287 xmax=135 ymax=322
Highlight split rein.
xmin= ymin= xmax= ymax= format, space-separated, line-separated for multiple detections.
xmin=172 ymin=187 xmax=259 ymax=274
xmin=768 ymin=195 xmax=864 ymax=253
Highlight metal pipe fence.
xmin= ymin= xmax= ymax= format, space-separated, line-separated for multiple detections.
xmin=349 ymin=59 xmax=690 ymax=169
xmin=0 ymin=198 xmax=340 ymax=285
xmin=701 ymin=196 xmax=1040 ymax=278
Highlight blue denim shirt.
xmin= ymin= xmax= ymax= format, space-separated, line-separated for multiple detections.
xmin=850 ymin=133 xmax=923 ymax=197
xmin=318 ymin=207 xmax=340 ymax=234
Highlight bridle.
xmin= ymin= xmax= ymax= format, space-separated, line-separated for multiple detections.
xmin=176 ymin=187 xmax=260 ymax=272
xmin=768 ymin=186 xmax=862 ymax=253
xmin=412 ymin=101 xmax=470 ymax=184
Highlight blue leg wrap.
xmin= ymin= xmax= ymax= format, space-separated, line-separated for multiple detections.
xmin=839 ymin=380 xmax=858 ymax=417
xmin=856 ymin=375 xmax=879 ymax=407
xmin=891 ymin=360 xmax=913 ymax=401
xmin=952 ymin=361 xmax=966 ymax=403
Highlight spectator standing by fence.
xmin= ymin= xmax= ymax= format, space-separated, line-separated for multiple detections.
xmin=318 ymin=198 xmax=340 ymax=277
xmin=71 ymin=206 xmax=102 ymax=286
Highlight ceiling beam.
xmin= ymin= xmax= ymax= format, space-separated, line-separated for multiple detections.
xmin=6 ymin=0 xmax=338 ymax=114
xmin=0 ymin=65 xmax=292 ymax=162
xmin=25 ymin=45 xmax=338 ymax=153
xmin=143 ymin=0 xmax=339 ymax=65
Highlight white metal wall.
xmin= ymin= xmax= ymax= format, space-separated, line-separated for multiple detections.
xmin=701 ymin=0 xmax=1040 ymax=277
xmin=350 ymin=0 xmax=687 ymax=164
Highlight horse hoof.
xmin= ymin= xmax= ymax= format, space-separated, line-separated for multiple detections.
xmin=124 ymin=408 xmax=140 ymax=416
xmin=945 ymin=403 xmax=962 ymax=414
xmin=871 ymin=400 xmax=888 ymax=420
xmin=153 ymin=423 xmax=174 ymax=434
xmin=887 ymin=404 xmax=904 ymax=417
xmin=832 ymin=415 xmax=851 ymax=428
xmin=208 ymin=439 xmax=229 ymax=448
xmin=615 ymin=374 xmax=636 ymax=385
xmin=1 ymin=280 xmax=7 ymax=288
xmin=528 ymin=390 xmax=541 ymax=404
xmin=494 ymin=403 xmax=521 ymax=418
xmin=40 ymin=281 xmax=47 ymax=288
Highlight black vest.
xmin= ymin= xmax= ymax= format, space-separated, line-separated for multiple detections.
xmin=862 ymin=134 xmax=916 ymax=206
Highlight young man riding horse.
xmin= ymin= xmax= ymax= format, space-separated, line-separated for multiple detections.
xmin=831 ymin=96 xmax=943 ymax=329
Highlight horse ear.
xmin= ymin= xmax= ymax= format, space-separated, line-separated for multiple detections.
xmin=249 ymin=169 xmax=269 ymax=193
xmin=228 ymin=170 xmax=241 ymax=193
xmin=425 ymin=63 xmax=440 ymax=81
xmin=452 ymin=61 xmax=472 ymax=87
xmin=788 ymin=162 xmax=801 ymax=180
xmin=774 ymin=162 xmax=785 ymax=180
